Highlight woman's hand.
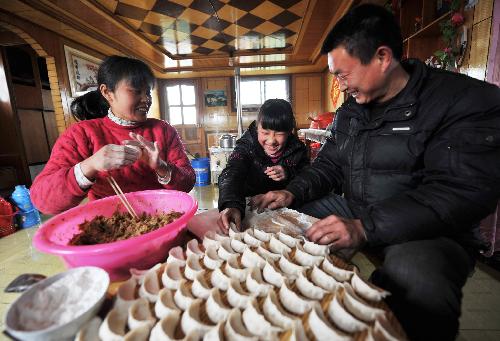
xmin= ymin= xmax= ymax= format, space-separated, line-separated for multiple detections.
xmin=217 ymin=208 xmax=242 ymax=235
xmin=123 ymin=132 xmax=169 ymax=175
xmin=80 ymin=144 xmax=141 ymax=180
xmin=264 ymin=165 xmax=287 ymax=181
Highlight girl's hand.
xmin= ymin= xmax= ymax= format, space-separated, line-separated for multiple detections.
xmin=217 ymin=208 xmax=242 ymax=235
xmin=264 ymin=165 xmax=287 ymax=182
xmin=123 ymin=132 xmax=162 ymax=171
xmin=80 ymin=144 xmax=141 ymax=179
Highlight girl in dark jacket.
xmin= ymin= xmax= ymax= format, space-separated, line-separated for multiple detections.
xmin=187 ymin=99 xmax=309 ymax=237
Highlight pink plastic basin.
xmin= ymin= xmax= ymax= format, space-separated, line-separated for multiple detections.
xmin=33 ymin=190 xmax=197 ymax=280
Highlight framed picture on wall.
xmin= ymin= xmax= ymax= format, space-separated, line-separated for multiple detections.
xmin=204 ymin=90 xmax=227 ymax=107
xmin=64 ymin=45 xmax=101 ymax=97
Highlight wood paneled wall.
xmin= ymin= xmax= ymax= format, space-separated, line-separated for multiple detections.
xmin=292 ymin=73 xmax=323 ymax=128
xmin=460 ymin=0 xmax=495 ymax=81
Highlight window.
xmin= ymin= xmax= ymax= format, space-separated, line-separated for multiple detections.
xmin=239 ymin=76 xmax=289 ymax=109
xmin=165 ymin=83 xmax=197 ymax=125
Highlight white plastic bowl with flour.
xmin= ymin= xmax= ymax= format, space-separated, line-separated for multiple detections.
xmin=5 ymin=266 xmax=109 ymax=341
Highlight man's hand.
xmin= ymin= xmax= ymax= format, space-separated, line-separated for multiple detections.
xmin=305 ymin=215 xmax=366 ymax=251
xmin=217 ymin=208 xmax=242 ymax=235
xmin=264 ymin=165 xmax=287 ymax=182
xmin=80 ymin=144 xmax=140 ymax=180
xmin=249 ymin=190 xmax=295 ymax=213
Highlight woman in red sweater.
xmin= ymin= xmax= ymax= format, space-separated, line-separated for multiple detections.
xmin=31 ymin=56 xmax=195 ymax=214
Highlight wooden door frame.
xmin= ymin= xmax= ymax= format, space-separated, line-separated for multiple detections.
xmin=0 ymin=47 xmax=31 ymax=188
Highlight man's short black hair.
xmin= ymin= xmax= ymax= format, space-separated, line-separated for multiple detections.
xmin=321 ymin=4 xmax=403 ymax=64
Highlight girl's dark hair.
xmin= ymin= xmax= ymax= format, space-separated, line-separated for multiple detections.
xmin=70 ymin=90 xmax=109 ymax=121
xmin=257 ymin=99 xmax=296 ymax=133
xmin=70 ymin=55 xmax=155 ymax=120
xmin=321 ymin=4 xmax=403 ymax=64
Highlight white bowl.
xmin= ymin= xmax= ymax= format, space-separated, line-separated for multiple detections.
xmin=4 ymin=266 xmax=109 ymax=341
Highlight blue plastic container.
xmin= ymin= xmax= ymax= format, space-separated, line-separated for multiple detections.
xmin=17 ymin=208 xmax=41 ymax=228
xmin=11 ymin=185 xmax=35 ymax=212
xmin=10 ymin=185 xmax=41 ymax=228
xmin=191 ymin=158 xmax=210 ymax=186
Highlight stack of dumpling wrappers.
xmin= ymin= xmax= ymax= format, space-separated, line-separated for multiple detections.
xmin=76 ymin=227 xmax=406 ymax=341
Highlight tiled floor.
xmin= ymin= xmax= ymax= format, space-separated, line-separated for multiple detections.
xmin=191 ymin=185 xmax=500 ymax=340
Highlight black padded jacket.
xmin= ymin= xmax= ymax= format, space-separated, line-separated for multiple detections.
xmin=218 ymin=121 xmax=309 ymax=217
xmin=286 ymin=59 xmax=500 ymax=249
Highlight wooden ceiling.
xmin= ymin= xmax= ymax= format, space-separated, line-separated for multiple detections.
xmin=0 ymin=0 xmax=355 ymax=77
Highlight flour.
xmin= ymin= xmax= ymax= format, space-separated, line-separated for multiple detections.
xmin=15 ymin=267 xmax=106 ymax=331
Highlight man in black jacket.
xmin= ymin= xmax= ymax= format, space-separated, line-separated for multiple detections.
xmin=251 ymin=4 xmax=500 ymax=340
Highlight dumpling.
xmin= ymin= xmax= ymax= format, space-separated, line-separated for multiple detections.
xmin=154 ymin=288 xmax=180 ymax=320
xmin=138 ymin=268 xmax=161 ymax=303
xmin=114 ymin=277 xmax=139 ymax=311
xmin=351 ymin=272 xmax=390 ymax=302
xmin=310 ymin=265 xmax=341 ymax=292
xmin=322 ymin=257 xmax=355 ymax=282
xmin=278 ymin=282 xmax=314 ymax=315
xmin=174 ymin=279 xmax=196 ymax=311
xmin=227 ymin=279 xmax=255 ymax=309
xmin=242 ymin=299 xmax=281 ymax=338
xmin=307 ymin=303 xmax=351 ymax=341
xmin=224 ymin=309 xmax=258 ymax=341
xmin=192 ymin=272 xmax=212 ymax=299
xmin=162 ymin=262 xmax=185 ymax=290
xmin=268 ymin=236 xmax=292 ymax=255
xmin=185 ymin=254 xmax=204 ymax=281
xmin=167 ymin=246 xmax=186 ymax=267
xmin=295 ymin=271 xmax=326 ymax=300
xmin=128 ymin=297 xmax=156 ymax=330
xmin=181 ymin=299 xmax=215 ymax=335
xmin=225 ymin=256 xmax=249 ymax=282
xmin=203 ymin=245 xmax=223 ymax=270
xmin=186 ymin=239 xmax=204 ymax=258
xmin=294 ymin=244 xmax=324 ymax=267
xmin=327 ymin=289 xmax=368 ymax=334
xmin=211 ymin=266 xmax=231 ymax=291
xmin=262 ymin=290 xmax=297 ymax=329
xmin=245 ymin=267 xmax=272 ymax=297
xmin=303 ymin=239 xmax=330 ymax=256
xmin=206 ymin=288 xmax=232 ymax=323
xmin=241 ymin=247 xmax=266 ymax=269
xmin=262 ymin=260 xmax=287 ymax=288
xmin=99 ymin=308 xmax=127 ymax=340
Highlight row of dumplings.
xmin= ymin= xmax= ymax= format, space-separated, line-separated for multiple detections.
xmin=76 ymin=229 xmax=405 ymax=341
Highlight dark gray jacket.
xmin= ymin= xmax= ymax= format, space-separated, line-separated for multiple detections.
xmin=218 ymin=121 xmax=309 ymax=217
xmin=287 ymin=59 xmax=500 ymax=248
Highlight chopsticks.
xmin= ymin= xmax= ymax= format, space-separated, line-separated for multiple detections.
xmin=106 ymin=175 xmax=139 ymax=219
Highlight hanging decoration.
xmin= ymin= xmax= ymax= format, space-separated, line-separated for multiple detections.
xmin=330 ymin=77 xmax=341 ymax=109
xmin=429 ymin=0 xmax=467 ymax=70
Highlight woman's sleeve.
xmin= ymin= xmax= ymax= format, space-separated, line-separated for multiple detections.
xmin=31 ymin=126 xmax=91 ymax=214
xmin=162 ymin=126 xmax=196 ymax=193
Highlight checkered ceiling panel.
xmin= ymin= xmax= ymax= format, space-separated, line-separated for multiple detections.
xmin=98 ymin=0 xmax=308 ymax=57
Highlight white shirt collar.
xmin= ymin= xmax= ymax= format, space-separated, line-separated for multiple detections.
xmin=107 ymin=109 xmax=139 ymax=126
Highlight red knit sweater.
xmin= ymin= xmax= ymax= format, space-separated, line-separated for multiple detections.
xmin=31 ymin=117 xmax=195 ymax=214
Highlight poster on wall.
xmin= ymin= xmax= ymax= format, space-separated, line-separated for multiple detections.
xmin=204 ymin=90 xmax=227 ymax=107
xmin=64 ymin=45 xmax=101 ymax=97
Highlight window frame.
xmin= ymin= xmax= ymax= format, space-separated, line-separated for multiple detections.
xmin=231 ymin=75 xmax=291 ymax=112
xmin=161 ymin=79 xmax=199 ymax=126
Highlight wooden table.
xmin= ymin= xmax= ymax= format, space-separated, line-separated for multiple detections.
xmin=0 ymin=227 xmax=125 ymax=337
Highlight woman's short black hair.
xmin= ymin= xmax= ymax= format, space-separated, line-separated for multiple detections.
xmin=257 ymin=98 xmax=296 ymax=133
xmin=70 ymin=55 xmax=155 ymax=120
xmin=321 ymin=4 xmax=403 ymax=64
xmin=70 ymin=89 xmax=109 ymax=121
xmin=98 ymin=55 xmax=155 ymax=91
